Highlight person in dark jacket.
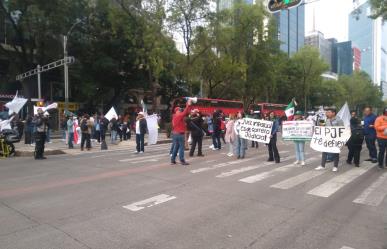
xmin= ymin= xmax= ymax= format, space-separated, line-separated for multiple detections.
xmin=135 ymin=112 xmax=147 ymax=153
xmin=99 ymin=115 xmax=109 ymax=142
xmin=188 ymin=110 xmax=204 ymax=157
xmin=267 ymin=112 xmax=280 ymax=163
xmin=363 ymin=106 xmax=378 ymax=163
xmin=32 ymin=108 xmax=49 ymax=160
xmin=347 ymin=118 xmax=364 ymax=167
xmin=212 ymin=110 xmax=222 ymax=150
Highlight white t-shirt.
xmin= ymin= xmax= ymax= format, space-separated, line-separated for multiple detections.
xmin=136 ymin=120 xmax=140 ymax=134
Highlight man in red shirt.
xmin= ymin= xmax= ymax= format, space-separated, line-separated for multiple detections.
xmin=171 ymin=100 xmax=192 ymax=165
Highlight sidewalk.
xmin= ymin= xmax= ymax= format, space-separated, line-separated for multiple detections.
xmin=14 ymin=133 xmax=172 ymax=157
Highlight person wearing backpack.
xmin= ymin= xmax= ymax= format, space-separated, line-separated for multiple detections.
xmin=188 ymin=109 xmax=205 ymax=157
xmin=346 ymin=116 xmax=364 ymax=167
xmin=80 ymin=114 xmax=93 ymax=151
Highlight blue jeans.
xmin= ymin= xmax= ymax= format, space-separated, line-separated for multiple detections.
xmin=212 ymin=131 xmax=221 ymax=149
xmin=294 ymin=141 xmax=305 ymax=161
xmin=46 ymin=129 xmax=51 ymax=142
xmin=365 ymin=135 xmax=377 ymax=160
xmin=68 ymin=132 xmax=74 ymax=148
xmin=377 ymin=138 xmax=387 ymax=167
xmin=136 ymin=133 xmax=145 ymax=152
xmin=172 ymin=133 xmax=185 ymax=162
xmin=111 ymin=130 xmax=117 ymax=143
xmin=236 ymin=136 xmax=246 ymax=158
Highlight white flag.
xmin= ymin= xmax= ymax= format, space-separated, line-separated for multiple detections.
xmin=337 ymin=102 xmax=351 ymax=128
xmin=5 ymin=92 xmax=27 ymax=115
xmin=105 ymin=107 xmax=118 ymax=121
xmin=146 ymin=114 xmax=159 ymax=145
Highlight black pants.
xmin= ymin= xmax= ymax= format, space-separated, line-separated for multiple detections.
xmin=212 ymin=131 xmax=221 ymax=149
xmin=268 ymin=134 xmax=280 ymax=162
xmin=136 ymin=133 xmax=145 ymax=152
xmin=377 ymin=138 xmax=387 ymax=167
xmin=322 ymin=152 xmax=339 ymax=167
xmin=122 ymin=128 xmax=128 ymax=140
xmin=347 ymin=145 xmax=362 ymax=165
xmin=251 ymin=141 xmax=259 ymax=148
xmin=81 ymin=133 xmax=91 ymax=149
xmin=365 ymin=135 xmax=377 ymax=160
xmin=95 ymin=131 xmax=101 ymax=143
xmin=34 ymin=132 xmax=46 ymax=159
xmin=100 ymin=130 xmax=106 ymax=142
xmin=190 ymin=135 xmax=203 ymax=156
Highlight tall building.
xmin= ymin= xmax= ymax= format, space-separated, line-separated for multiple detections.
xmin=305 ymin=31 xmax=334 ymax=70
xmin=349 ymin=1 xmax=387 ymax=97
xmin=274 ymin=3 xmax=305 ymax=55
xmin=331 ymin=41 xmax=354 ymax=75
xmin=217 ymin=0 xmax=305 ymax=56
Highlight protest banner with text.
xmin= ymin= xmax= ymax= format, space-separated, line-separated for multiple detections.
xmin=234 ymin=118 xmax=273 ymax=144
xmin=282 ymin=121 xmax=314 ymax=141
xmin=310 ymin=126 xmax=351 ymax=153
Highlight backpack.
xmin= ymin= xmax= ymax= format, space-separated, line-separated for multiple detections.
xmin=81 ymin=120 xmax=88 ymax=132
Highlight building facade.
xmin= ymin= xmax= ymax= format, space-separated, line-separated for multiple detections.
xmin=331 ymin=41 xmax=354 ymax=75
xmin=305 ymin=31 xmax=334 ymax=70
xmin=349 ymin=1 xmax=387 ymax=97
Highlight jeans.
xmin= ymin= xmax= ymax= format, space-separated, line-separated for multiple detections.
xmin=365 ymin=135 xmax=377 ymax=160
xmin=45 ymin=129 xmax=51 ymax=142
xmin=111 ymin=130 xmax=117 ymax=144
xmin=294 ymin=141 xmax=305 ymax=162
xmin=190 ymin=135 xmax=203 ymax=156
xmin=95 ymin=130 xmax=101 ymax=143
xmin=347 ymin=145 xmax=362 ymax=165
xmin=172 ymin=133 xmax=185 ymax=162
xmin=236 ymin=136 xmax=246 ymax=158
xmin=212 ymin=131 xmax=221 ymax=149
xmin=136 ymin=133 xmax=145 ymax=152
xmin=81 ymin=133 xmax=91 ymax=149
xmin=322 ymin=152 xmax=339 ymax=167
xmin=377 ymin=138 xmax=387 ymax=167
xmin=62 ymin=129 xmax=66 ymax=140
xmin=68 ymin=132 xmax=74 ymax=148
xmin=268 ymin=134 xmax=280 ymax=162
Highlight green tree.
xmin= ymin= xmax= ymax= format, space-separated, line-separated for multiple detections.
xmin=369 ymin=0 xmax=387 ymax=20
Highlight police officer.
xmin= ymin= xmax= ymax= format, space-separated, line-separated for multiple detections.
xmin=33 ymin=108 xmax=49 ymax=160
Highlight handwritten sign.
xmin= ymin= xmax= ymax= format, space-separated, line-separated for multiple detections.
xmin=234 ymin=118 xmax=273 ymax=144
xmin=310 ymin=126 xmax=351 ymax=153
xmin=282 ymin=121 xmax=314 ymax=141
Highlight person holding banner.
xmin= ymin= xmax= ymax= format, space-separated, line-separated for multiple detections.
xmin=187 ymin=109 xmax=205 ymax=157
xmin=171 ymin=100 xmax=192 ymax=165
xmin=293 ymin=111 xmax=306 ymax=166
xmin=267 ymin=112 xmax=280 ymax=163
xmin=225 ymin=114 xmax=237 ymax=157
xmin=374 ymin=108 xmax=387 ymax=169
xmin=32 ymin=108 xmax=49 ymax=160
xmin=315 ymin=107 xmax=344 ymax=172
xmin=135 ymin=112 xmax=147 ymax=154
xmin=235 ymin=112 xmax=247 ymax=159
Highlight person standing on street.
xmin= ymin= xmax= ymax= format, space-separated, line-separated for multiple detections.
xmin=99 ymin=115 xmax=109 ymax=143
xmin=293 ymin=111 xmax=306 ymax=166
xmin=110 ymin=117 xmax=119 ymax=144
xmin=80 ymin=114 xmax=93 ymax=151
xmin=67 ymin=116 xmax=74 ymax=149
xmin=171 ymin=100 xmax=192 ymax=165
xmin=346 ymin=117 xmax=364 ymax=167
xmin=212 ymin=110 xmax=222 ymax=150
xmin=315 ymin=107 xmax=344 ymax=172
xmin=225 ymin=113 xmax=236 ymax=157
xmin=267 ymin=112 xmax=280 ymax=163
xmin=135 ymin=112 xmax=147 ymax=154
xmin=235 ymin=111 xmax=246 ymax=159
xmin=374 ymin=108 xmax=387 ymax=169
xmin=363 ymin=107 xmax=378 ymax=163
xmin=188 ymin=109 xmax=204 ymax=157
xmin=32 ymin=108 xmax=49 ymax=160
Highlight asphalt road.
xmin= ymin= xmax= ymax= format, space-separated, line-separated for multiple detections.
xmin=0 ymin=140 xmax=386 ymax=249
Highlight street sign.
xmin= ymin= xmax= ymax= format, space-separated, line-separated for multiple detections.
xmin=267 ymin=0 xmax=303 ymax=13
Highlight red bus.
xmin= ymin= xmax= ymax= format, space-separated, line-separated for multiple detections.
xmin=248 ymin=102 xmax=287 ymax=118
xmin=172 ymin=97 xmax=244 ymax=116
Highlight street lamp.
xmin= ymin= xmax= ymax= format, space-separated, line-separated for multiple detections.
xmin=64 ymin=19 xmax=81 ymax=111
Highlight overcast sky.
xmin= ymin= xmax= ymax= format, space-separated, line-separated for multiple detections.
xmin=304 ymin=0 xmax=363 ymax=42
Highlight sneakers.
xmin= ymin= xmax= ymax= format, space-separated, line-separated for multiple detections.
xmin=300 ymin=161 xmax=305 ymax=166
xmin=227 ymin=153 xmax=233 ymax=157
xmin=212 ymin=147 xmax=219 ymax=151
xmin=181 ymin=161 xmax=190 ymax=166
xmin=315 ymin=166 xmax=325 ymax=170
xmin=293 ymin=160 xmax=300 ymax=165
xmin=332 ymin=167 xmax=338 ymax=172
xmin=139 ymin=151 xmax=144 ymax=154
xmin=209 ymin=145 xmax=214 ymax=149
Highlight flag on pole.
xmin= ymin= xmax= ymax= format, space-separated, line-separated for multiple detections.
xmin=337 ymin=102 xmax=351 ymax=127
xmin=5 ymin=92 xmax=27 ymax=115
xmin=285 ymin=98 xmax=297 ymax=120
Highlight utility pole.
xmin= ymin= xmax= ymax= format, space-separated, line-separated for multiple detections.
xmin=37 ymin=65 xmax=41 ymax=99
xmin=63 ymin=35 xmax=69 ymax=111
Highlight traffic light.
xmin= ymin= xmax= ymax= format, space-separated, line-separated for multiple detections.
xmin=267 ymin=0 xmax=303 ymax=13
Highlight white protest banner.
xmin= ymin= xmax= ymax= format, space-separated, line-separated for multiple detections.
xmin=105 ymin=107 xmax=118 ymax=121
xmin=33 ymin=103 xmax=58 ymax=115
xmin=234 ymin=118 xmax=273 ymax=144
xmin=282 ymin=121 xmax=314 ymax=141
xmin=146 ymin=114 xmax=159 ymax=145
xmin=310 ymin=126 xmax=351 ymax=153
xmin=5 ymin=92 xmax=27 ymax=115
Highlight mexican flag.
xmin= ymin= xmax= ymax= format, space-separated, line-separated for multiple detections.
xmin=285 ymin=99 xmax=296 ymax=120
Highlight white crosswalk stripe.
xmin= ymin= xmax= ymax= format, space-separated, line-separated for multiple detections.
xmin=353 ymin=172 xmax=387 ymax=206
xmin=340 ymin=246 xmax=355 ymax=249
xmin=307 ymin=164 xmax=374 ymax=198
xmin=239 ymin=156 xmax=319 ymax=184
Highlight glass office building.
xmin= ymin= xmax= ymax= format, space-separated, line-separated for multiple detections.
xmin=274 ymin=4 xmax=305 ymax=55
xmin=349 ymin=1 xmax=387 ymax=98
xmin=331 ymin=41 xmax=354 ymax=75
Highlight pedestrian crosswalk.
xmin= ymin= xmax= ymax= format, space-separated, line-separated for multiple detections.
xmin=188 ymin=149 xmax=387 ymax=208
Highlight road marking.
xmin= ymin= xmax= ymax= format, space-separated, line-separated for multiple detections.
xmin=216 ymin=155 xmax=295 ymax=178
xmin=353 ymin=172 xmax=387 ymax=206
xmin=340 ymin=246 xmax=355 ymax=249
xmin=122 ymin=194 xmax=176 ymax=212
xmin=119 ymin=154 xmax=167 ymax=162
xmin=190 ymin=151 xmax=290 ymax=174
xmin=270 ymin=161 xmax=345 ymax=190
xmin=308 ymin=164 xmax=374 ymax=198
xmin=239 ymin=156 xmax=317 ymax=183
